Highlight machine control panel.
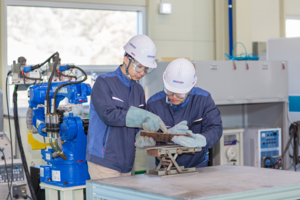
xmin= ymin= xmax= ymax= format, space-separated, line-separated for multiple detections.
xmin=0 ymin=163 xmax=24 ymax=183
xmin=260 ymin=129 xmax=279 ymax=149
xmin=213 ymin=129 xmax=244 ymax=166
xmin=258 ymin=128 xmax=281 ymax=168
xmin=224 ymin=134 xmax=237 ymax=146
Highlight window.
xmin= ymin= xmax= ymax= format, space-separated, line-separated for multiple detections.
xmin=286 ymin=15 xmax=300 ymax=38
xmin=6 ymin=1 xmax=145 ymax=109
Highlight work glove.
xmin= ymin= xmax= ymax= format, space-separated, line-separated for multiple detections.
xmin=171 ymin=130 xmax=207 ymax=147
xmin=135 ymin=130 xmax=156 ymax=148
xmin=126 ymin=106 xmax=168 ymax=133
xmin=168 ymin=120 xmax=189 ymax=134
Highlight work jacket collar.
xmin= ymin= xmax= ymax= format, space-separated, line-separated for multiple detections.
xmin=166 ymin=95 xmax=190 ymax=111
xmin=116 ymin=65 xmax=136 ymax=88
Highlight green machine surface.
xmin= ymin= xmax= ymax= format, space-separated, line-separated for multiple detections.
xmin=87 ymin=165 xmax=300 ymax=200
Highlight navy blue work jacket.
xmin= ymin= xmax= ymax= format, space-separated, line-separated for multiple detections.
xmin=86 ymin=66 xmax=145 ymax=173
xmin=147 ymin=87 xmax=223 ymax=168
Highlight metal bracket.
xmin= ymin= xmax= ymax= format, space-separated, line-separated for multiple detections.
xmin=147 ymin=147 xmax=202 ymax=176
xmin=27 ymin=130 xmax=51 ymax=150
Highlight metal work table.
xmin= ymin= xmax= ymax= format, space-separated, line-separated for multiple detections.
xmin=87 ymin=165 xmax=300 ymax=200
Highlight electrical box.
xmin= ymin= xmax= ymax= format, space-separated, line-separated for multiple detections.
xmin=11 ymin=63 xmax=40 ymax=85
xmin=244 ymin=128 xmax=281 ymax=168
xmin=159 ymin=3 xmax=172 ymax=14
xmin=213 ymin=129 xmax=244 ymax=166
xmin=30 ymin=166 xmax=45 ymax=200
xmin=11 ymin=57 xmax=41 ymax=85
xmin=0 ymin=159 xmax=25 ymax=183
xmin=0 ymin=182 xmax=27 ymax=200
xmin=0 ymin=159 xmax=27 ymax=200
xmin=45 ymin=62 xmax=75 ymax=82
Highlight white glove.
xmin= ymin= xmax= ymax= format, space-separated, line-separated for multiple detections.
xmin=168 ymin=121 xmax=188 ymax=134
xmin=171 ymin=130 xmax=206 ymax=147
xmin=135 ymin=136 xmax=156 ymax=148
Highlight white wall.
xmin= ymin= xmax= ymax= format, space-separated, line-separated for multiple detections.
xmin=251 ymin=0 xmax=280 ymax=42
xmin=234 ymin=0 xmax=281 ymax=55
xmin=148 ymin=0 xmax=215 ymax=60
xmin=285 ymin=0 xmax=300 ymax=15
xmin=24 ymin=0 xmax=146 ymax=6
xmin=234 ymin=0 xmax=252 ymax=55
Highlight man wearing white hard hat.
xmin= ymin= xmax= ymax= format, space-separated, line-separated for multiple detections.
xmin=135 ymin=58 xmax=223 ymax=168
xmin=86 ymin=35 xmax=167 ymax=179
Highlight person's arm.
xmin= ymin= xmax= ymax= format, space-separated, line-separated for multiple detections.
xmin=200 ymin=95 xmax=223 ymax=148
xmin=91 ymin=77 xmax=127 ymax=126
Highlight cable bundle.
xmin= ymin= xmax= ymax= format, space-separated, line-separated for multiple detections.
xmin=281 ymin=121 xmax=300 ymax=171
xmin=224 ymin=42 xmax=259 ymax=61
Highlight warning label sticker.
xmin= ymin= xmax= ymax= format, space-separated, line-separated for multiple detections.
xmin=52 ymin=170 xmax=61 ymax=182
xmin=40 ymin=168 xmax=44 ymax=177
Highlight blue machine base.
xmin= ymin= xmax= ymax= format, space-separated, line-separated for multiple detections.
xmin=40 ymin=162 xmax=90 ymax=187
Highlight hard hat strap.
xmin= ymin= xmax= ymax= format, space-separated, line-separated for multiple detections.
xmin=124 ymin=58 xmax=131 ymax=79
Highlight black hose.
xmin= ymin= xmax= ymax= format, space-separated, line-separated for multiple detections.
xmin=13 ymin=86 xmax=37 ymax=200
xmin=31 ymin=52 xmax=59 ymax=70
xmin=23 ymin=73 xmax=43 ymax=81
xmin=6 ymin=71 xmax=13 ymax=200
xmin=53 ymin=66 xmax=87 ymax=114
xmin=58 ymin=71 xmax=77 ymax=81
xmin=45 ymin=52 xmax=59 ymax=114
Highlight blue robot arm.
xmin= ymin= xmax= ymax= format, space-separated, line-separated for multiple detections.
xmin=27 ymin=77 xmax=91 ymax=187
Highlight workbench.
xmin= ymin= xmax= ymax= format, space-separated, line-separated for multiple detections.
xmin=86 ymin=165 xmax=300 ymax=200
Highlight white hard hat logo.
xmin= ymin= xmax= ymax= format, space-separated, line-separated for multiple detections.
xmin=131 ymin=52 xmax=136 ymax=57
xmin=129 ymin=43 xmax=136 ymax=49
xmin=173 ymin=80 xmax=184 ymax=84
xmin=147 ymin=55 xmax=155 ymax=58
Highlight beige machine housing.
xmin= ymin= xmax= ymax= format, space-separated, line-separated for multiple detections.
xmin=213 ymin=129 xmax=244 ymax=166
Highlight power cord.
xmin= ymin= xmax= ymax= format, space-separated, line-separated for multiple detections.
xmin=13 ymin=85 xmax=38 ymax=200
xmin=21 ymin=193 xmax=33 ymax=200
xmin=5 ymin=71 xmax=13 ymax=200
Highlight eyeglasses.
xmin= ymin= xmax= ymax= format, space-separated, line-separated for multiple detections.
xmin=163 ymin=87 xmax=188 ymax=99
xmin=127 ymin=56 xmax=154 ymax=74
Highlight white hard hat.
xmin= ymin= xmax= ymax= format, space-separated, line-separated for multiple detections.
xmin=123 ymin=35 xmax=157 ymax=68
xmin=163 ymin=58 xmax=197 ymax=93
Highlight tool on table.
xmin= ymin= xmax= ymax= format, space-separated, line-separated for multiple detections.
xmin=142 ymin=145 xmax=202 ymax=176
xmin=140 ymin=118 xmax=204 ymax=176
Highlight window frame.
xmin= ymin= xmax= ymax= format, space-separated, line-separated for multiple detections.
xmin=5 ymin=0 xmax=146 ymax=116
